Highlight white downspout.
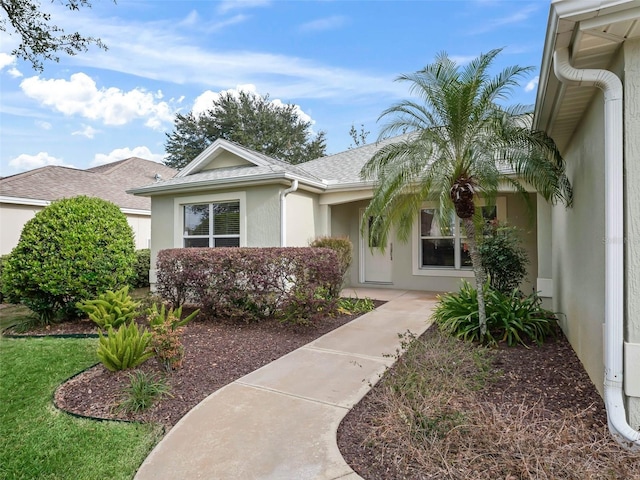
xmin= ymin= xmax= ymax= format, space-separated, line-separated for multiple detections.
xmin=280 ymin=179 xmax=298 ymax=247
xmin=554 ymin=47 xmax=640 ymax=449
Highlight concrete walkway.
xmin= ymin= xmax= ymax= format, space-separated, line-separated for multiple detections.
xmin=135 ymin=288 xmax=438 ymax=480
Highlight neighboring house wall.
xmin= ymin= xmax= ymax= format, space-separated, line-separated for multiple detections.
xmin=0 ymin=203 xmax=40 ymax=255
xmin=550 ymin=83 xmax=607 ymax=395
xmin=0 ymin=202 xmax=150 ymax=254
xmin=624 ymin=38 xmax=640 ymax=428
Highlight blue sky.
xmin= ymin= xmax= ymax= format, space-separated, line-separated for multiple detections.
xmin=0 ymin=0 xmax=551 ymax=175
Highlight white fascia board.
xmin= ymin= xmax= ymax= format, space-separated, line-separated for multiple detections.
xmin=129 ymin=172 xmax=327 ymax=196
xmin=0 ymin=196 xmax=51 ymax=207
xmin=120 ymin=208 xmax=151 ymax=216
xmin=177 ymin=139 xmax=272 ymax=178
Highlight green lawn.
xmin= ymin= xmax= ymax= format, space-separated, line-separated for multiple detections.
xmin=0 ymin=336 xmax=162 ymax=480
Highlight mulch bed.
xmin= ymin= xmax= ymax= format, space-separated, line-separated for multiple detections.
xmin=11 ymin=306 xmax=380 ymax=428
xmin=337 ymin=327 xmax=611 ymax=479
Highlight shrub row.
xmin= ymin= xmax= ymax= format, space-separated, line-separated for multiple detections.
xmin=156 ymin=247 xmax=343 ymax=323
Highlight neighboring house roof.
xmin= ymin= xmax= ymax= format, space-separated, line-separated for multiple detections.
xmin=0 ymin=158 xmax=177 ymax=211
xmin=534 ymin=0 xmax=640 ymax=151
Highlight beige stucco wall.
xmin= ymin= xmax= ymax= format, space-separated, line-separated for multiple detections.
xmin=624 ymin=38 xmax=640 ymax=428
xmin=0 ymin=203 xmax=40 ymax=256
xmin=148 ymin=185 xmax=281 ymax=285
xmin=550 ymin=85 xmax=607 ymax=396
xmin=285 ymin=190 xmax=325 ymax=247
xmin=0 ymin=202 xmax=150 ymax=255
xmin=330 ymin=193 xmax=537 ymax=293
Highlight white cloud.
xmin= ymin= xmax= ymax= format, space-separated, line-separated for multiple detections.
xmin=72 ymin=124 xmax=98 ymax=138
xmin=525 ymin=76 xmax=539 ymax=93
xmin=9 ymin=152 xmax=74 ymax=170
xmin=0 ymin=53 xmax=22 ymax=77
xmin=19 ymin=73 xmax=176 ymax=130
xmin=217 ymin=0 xmax=270 ymax=14
xmin=92 ymin=146 xmax=165 ymax=166
xmin=192 ymin=85 xmax=314 ymax=125
xmin=35 ymin=120 xmax=52 ymax=130
xmin=299 ymin=15 xmax=347 ymax=33
xmin=469 ymin=4 xmax=539 ymax=34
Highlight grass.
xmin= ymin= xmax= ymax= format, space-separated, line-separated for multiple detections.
xmin=359 ymin=328 xmax=640 ymax=479
xmin=0 ymin=336 xmax=162 ymax=480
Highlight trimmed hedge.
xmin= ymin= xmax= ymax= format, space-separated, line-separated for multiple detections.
xmin=309 ymin=236 xmax=352 ymax=286
xmin=156 ymin=247 xmax=343 ymax=323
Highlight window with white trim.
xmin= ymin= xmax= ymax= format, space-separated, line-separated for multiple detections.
xmin=183 ymin=201 xmax=240 ymax=247
xmin=419 ymin=205 xmax=497 ymax=270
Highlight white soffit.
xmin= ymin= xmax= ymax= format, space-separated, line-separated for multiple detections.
xmin=537 ymin=1 xmax=640 ymax=151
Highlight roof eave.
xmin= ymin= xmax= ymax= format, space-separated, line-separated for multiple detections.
xmin=129 ymin=172 xmax=327 ymax=196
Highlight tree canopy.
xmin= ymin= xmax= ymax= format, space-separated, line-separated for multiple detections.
xmin=362 ymin=49 xmax=572 ymax=337
xmin=164 ymin=90 xmax=327 ymax=169
xmin=0 ymin=0 xmax=109 ymax=71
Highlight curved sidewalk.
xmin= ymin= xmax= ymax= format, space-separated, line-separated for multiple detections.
xmin=135 ymin=288 xmax=437 ymax=480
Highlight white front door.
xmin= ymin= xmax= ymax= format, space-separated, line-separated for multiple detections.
xmin=361 ymin=212 xmax=393 ymax=283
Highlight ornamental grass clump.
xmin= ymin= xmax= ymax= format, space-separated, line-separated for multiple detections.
xmin=116 ymin=371 xmax=172 ymax=414
xmin=433 ymin=280 xmax=557 ymax=346
xmin=76 ymin=286 xmax=141 ymax=330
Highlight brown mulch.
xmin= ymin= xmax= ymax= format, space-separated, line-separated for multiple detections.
xmin=337 ymin=327 xmax=617 ymax=479
xmin=30 ymin=307 xmax=380 ymax=428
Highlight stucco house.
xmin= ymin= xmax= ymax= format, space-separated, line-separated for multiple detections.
xmin=130 ymin=138 xmax=541 ymax=297
xmin=130 ymin=0 xmax=640 ymax=448
xmin=533 ymin=0 xmax=640 ymax=448
xmin=0 ymin=158 xmax=177 ymax=255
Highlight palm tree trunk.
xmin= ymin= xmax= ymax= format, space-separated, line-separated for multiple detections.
xmin=461 ymin=216 xmax=488 ymax=337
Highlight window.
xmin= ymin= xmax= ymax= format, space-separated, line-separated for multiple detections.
xmin=419 ymin=205 xmax=497 ymax=270
xmin=183 ymin=201 xmax=240 ymax=247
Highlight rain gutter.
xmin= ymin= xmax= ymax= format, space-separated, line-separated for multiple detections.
xmin=554 ymin=46 xmax=640 ymax=449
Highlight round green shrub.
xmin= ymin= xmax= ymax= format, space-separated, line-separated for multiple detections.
xmin=1 ymin=196 xmax=135 ymax=322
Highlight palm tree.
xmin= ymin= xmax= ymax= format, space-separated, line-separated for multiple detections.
xmin=361 ymin=49 xmax=572 ymax=338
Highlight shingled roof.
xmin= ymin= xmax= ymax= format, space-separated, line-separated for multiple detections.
xmin=0 ymin=158 xmax=177 ymax=211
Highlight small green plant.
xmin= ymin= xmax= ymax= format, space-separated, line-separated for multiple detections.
xmin=131 ymin=249 xmax=151 ymax=288
xmin=76 ymin=286 xmax=141 ymax=330
xmin=148 ymin=303 xmax=199 ymax=371
xmin=479 ymin=222 xmax=529 ymax=294
xmin=337 ymin=296 xmax=375 ymax=315
xmin=116 ymin=370 xmax=172 ymax=413
xmin=97 ymin=322 xmax=154 ymax=372
xmin=433 ymin=280 xmax=557 ymax=346
xmin=147 ymin=303 xmax=199 ymax=330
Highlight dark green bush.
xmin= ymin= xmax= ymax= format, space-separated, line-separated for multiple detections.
xmin=1 ymin=196 xmax=135 ymax=323
xmin=433 ymin=280 xmax=557 ymax=346
xmin=479 ymin=223 xmax=529 ymax=294
xmin=309 ymin=236 xmax=353 ymax=287
xmin=0 ymin=255 xmax=9 ymax=304
xmin=131 ymin=249 xmax=151 ymax=288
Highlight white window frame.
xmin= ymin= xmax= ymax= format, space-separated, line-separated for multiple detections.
xmin=173 ymin=191 xmax=247 ymax=248
xmin=412 ymin=197 xmax=506 ymax=277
